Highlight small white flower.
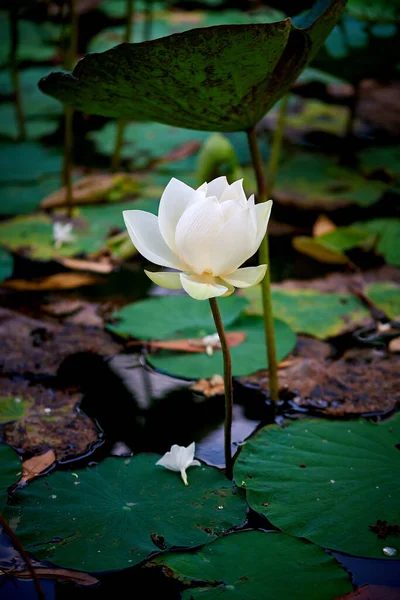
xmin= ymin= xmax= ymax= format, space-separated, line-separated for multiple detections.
xmin=53 ymin=222 xmax=74 ymax=249
xmin=156 ymin=442 xmax=201 ymax=486
xmin=123 ymin=176 xmax=272 ymax=300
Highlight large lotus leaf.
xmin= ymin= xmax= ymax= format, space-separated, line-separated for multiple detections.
xmin=4 ymin=454 xmax=246 ymax=572
xmin=0 ymin=176 xmax=61 ymax=216
xmin=365 ymin=282 xmax=400 ymax=319
xmin=0 ymin=200 xmax=157 ymax=260
xmin=0 ymin=248 xmax=13 ymax=281
xmin=0 ymin=142 xmax=62 ymax=184
xmin=312 ymin=13 xmax=400 ymax=83
xmin=149 ymin=315 xmax=296 ymax=379
xmin=273 ymin=152 xmax=388 ymax=209
xmin=0 ymin=104 xmax=58 ymax=140
xmin=107 ymin=295 xmax=248 ymax=340
xmin=39 ymin=0 xmax=347 ymax=132
xmin=234 ymin=414 xmax=400 ymax=558
xmin=89 ymin=121 xmax=209 ymax=167
xmin=0 ymin=444 xmax=20 ymax=512
xmin=151 ymin=530 xmax=352 ymax=599
xmin=0 ymin=16 xmax=60 ymax=68
xmin=0 ymin=68 xmax=62 ymax=119
xmin=241 ymin=285 xmax=369 ymax=338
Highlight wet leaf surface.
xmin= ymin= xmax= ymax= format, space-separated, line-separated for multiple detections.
xmin=150 ymin=530 xmax=352 ymax=599
xmin=4 ymin=455 xmax=246 ymax=571
xmin=235 ymin=414 xmax=400 ymax=558
xmin=0 ymin=444 xmax=20 ymax=511
xmin=39 ymin=0 xmax=346 ymax=131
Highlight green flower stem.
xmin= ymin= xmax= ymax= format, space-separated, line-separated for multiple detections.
xmin=9 ymin=6 xmax=26 ymax=141
xmin=0 ymin=513 xmax=45 ymax=600
xmin=246 ymin=126 xmax=279 ymax=404
xmin=62 ymin=0 xmax=78 ymax=218
xmin=266 ymin=95 xmax=289 ymax=197
xmin=209 ymin=297 xmax=233 ymax=480
xmin=112 ymin=0 xmax=134 ymax=171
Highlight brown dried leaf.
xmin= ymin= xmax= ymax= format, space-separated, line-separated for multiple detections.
xmin=7 ymin=567 xmax=98 ymax=586
xmin=389 ymin=336 xmax=400 ymax=353
xmin=334 ymin=585 xmax=400 ymax=600
xmin=127 ymin=331 xmax=246 ymax=353
xmin=191 ymin=374 xmax=225 ymax=397
xmin=57 ymin=256 xmax=114 ymax=274
xmin=40 ymin=174 xmax=136 ymax=208
xmin=313 ymin=214 xmax=336 ymax=237
xmin=2 ymin=272 xmax=101 ymax=291
xmin=19 ymin=450 xmax=56 ymax=484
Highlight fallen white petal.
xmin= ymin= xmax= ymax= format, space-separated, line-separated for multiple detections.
xmin=180 ymin=273 xmax=228 ymax=300
xmin=221 ymin=264 xmax=267 ymax=288
xmin=156 ymin=442 xmax=201 ymax=486
xmin=144 ymin=270 xmax=183 ymax=290
xmin=123 ymin=210 xmax=186 ymax=270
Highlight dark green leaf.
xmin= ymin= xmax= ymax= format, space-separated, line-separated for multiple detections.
xmin=0 ymin=444 xmax=20 ymax=512
xmin=151 ymin=530 xmax=352 ymax=599
xmin=0 ymin=248 xmax=13 ymax=281
xmin=39 ymin=0 xmax=346 ymax=132
xmin=5 ymin=454 xmax=245 ymax=571
xmin=235 ymin=414 xmax=400 ymax=558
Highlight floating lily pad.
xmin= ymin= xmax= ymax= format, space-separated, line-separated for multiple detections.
xmin=5 ymin=454 xmax=246 ymax=572
xmin=292 ymin=236 xmax=349 ymax=264
xmin=235 ymin=414 xmax=400 ymax=558
xmin=0 ymin=176 xmax=66 ymax=216
xmin=0 ymin=68 xmax=62 ymax=119
xmin=89 ymin=121 xmax=208 ymax=168
xmin=0 ymin=104 xmax=58 ymax=140
xmin=0 ymin=444 xmax=20 ymax=512
xmin=151 ymin=530 xmax=352 ymax=599
xmin=108 ymin=295 xmax=296 ymax=378
xmin=0 ymin=396 xmax=32 ymax=424
xmin=365 ymin=282 xmax=400 ymax=319
xmin=0 ymin=16 xmax=60 ymax=67
xmin=285 ymin=99 xmax=349 ymax=136
xmin=108 ymin=295 xmax=248 ymax=340
xmin=0 ymin=248 xmax=13 ymax=281
xmin=241 ymin=286 xmax=369 ymax=338
xmin=274 ymin=152 xmax=388 ymax=209
xmin=0 ymin=200 xmax=156 ymax=260
xmin=0 ymin=142 xmax=62 ymax=184
xmin=149 ymin=315 xmax=296 ymax=379
xmin=39 ymin=0 xmax=346 ymax=132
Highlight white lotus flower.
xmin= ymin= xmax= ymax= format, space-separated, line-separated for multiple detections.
xmin=156 ymin=442 xmax=201 ymax=486
xmin=123 ymin=176 xmax=272 ymax=300
xmin=53 ymin=222 xmax=74 ymax=249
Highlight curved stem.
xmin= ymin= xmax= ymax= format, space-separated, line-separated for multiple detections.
xmin=9 ymin=6 xmax=26 ymax=141
xmin=208 ymin=297 xmax=233 ymax=480
xmin=246 ymin=126 xmax=279 ymax=404
xmin=112 ymin=0 xmax=134 ymax=171
xmin=0 ymin=514 xmax=45 ymax=600
xmin=266 ymin=95 xmax=289 ymax=197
